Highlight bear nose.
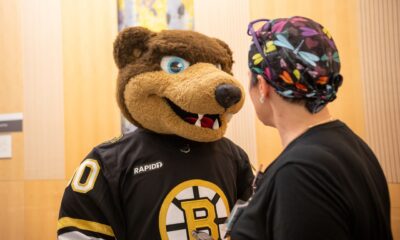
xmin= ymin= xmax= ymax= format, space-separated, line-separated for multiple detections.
xmin=215 ymin=84 xmax=242 ymax=109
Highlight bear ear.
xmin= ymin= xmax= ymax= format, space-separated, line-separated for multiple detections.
xmin=213 ymin=38 xmax=234 ymax=70
xmin=213 ymin=38 xmax=233 ymax=57
xmin=113 ymin=27 xmax=155 ymax=69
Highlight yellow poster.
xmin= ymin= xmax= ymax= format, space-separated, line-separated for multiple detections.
xmin=118 ymin=0 xmax=194 ymax=32
xmin=136 ymin=0 xmax=168 ymax=31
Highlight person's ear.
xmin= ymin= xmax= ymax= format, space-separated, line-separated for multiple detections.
xmin=256 ymin=74 xmax=270 ymax=99
xmin=113 ymin=27 xmax=155 ymax=69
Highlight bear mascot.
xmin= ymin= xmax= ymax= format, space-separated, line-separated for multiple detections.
xmin=57 ymin=27 xmax=254 ymax=240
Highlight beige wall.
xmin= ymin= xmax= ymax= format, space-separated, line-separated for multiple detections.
xmin=61 ymin=0 xmax=120 ymax=178
xmin=0 ymin=0 xmax=120 ymax=239
xmin=22 ymin=0 xmax=65 ymax=180
xmin=359 ymin=0 xmax=400 ymax=183
xmin=390 ymin=184 xmax=400 ymax=238
xmin=0 ymin=0 xmax=24 ymax=182
xmin=0 ymin=0 xmax=25 ymax=238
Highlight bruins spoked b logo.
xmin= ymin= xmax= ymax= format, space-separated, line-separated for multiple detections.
xmin=159 ymin=180 xmax=230 ymax=240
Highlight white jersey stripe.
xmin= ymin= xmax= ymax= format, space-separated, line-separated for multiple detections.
xmin=58 ymin=231 xmax=107 ymax=240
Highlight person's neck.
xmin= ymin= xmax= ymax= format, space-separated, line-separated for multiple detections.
xmin=274 ymin=107 xmax=333 ymax=148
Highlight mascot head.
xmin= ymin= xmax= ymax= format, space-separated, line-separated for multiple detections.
xmin=114 ymin=27 xmax=244 ymax=142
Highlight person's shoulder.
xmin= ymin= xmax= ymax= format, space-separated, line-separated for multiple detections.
xmin=257 ymin=147 xmax=334 ymax=195
xmin=290 ymin=141 xmax=335 ymax=157
xmin=285 ymin=139 xmax=332 ymax=158
xmin=274 ymin=140 xmax=342 ymax=177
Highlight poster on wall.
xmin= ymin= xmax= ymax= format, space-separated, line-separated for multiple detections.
xmin=118 ymin=0 xmax=194 ymax=133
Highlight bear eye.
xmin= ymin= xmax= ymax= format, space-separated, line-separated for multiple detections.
xmin=161 ymin=56 xmax=190 ymax=74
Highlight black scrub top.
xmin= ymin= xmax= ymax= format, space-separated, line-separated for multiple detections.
xmin=230 ymin=120 xmax=392 ymax=240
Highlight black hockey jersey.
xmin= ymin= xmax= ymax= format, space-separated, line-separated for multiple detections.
xmin=57 ymin=128 xmax=254 ymax=240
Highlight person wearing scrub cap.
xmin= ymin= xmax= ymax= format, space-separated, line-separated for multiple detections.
xmin=229 ymin=16 xmax=392 ymax=240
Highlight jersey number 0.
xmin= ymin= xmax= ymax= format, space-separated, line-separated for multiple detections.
xmin=71 ymin=159 xmax=100 ymax=193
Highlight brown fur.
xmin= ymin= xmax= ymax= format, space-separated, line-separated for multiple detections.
xmin=113 ymin=27 xmax=244 ymax=142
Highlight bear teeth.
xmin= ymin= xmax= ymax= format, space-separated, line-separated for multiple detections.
xmin=212 ymin=119 xmax=220 ymax=130
xmin=195 ymin=114 xmax=203 ymax=127
xmin=195 ymin=118 xmax=202 ymax=127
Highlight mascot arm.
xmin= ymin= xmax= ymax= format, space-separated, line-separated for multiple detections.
xmin=57 ymin=150 xmax=122 ymax=240
xmin=236 ymin=148 xmax=255 ymax=201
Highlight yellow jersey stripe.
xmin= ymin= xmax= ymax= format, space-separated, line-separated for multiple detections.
xmin=57 ymin=217 xmax=115 ymax=237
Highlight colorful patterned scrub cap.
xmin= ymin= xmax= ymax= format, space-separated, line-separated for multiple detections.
xmin=248 ymin=16 xmax=343 ymax=113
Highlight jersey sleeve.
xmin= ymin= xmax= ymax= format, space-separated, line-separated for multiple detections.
xmin=267 ymin=163 xmax=351 ymax=240
xmin=57 ymin=150 xmax=123 ymax=240
xmin=236 ymin=147 xmax=254 ymax=201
